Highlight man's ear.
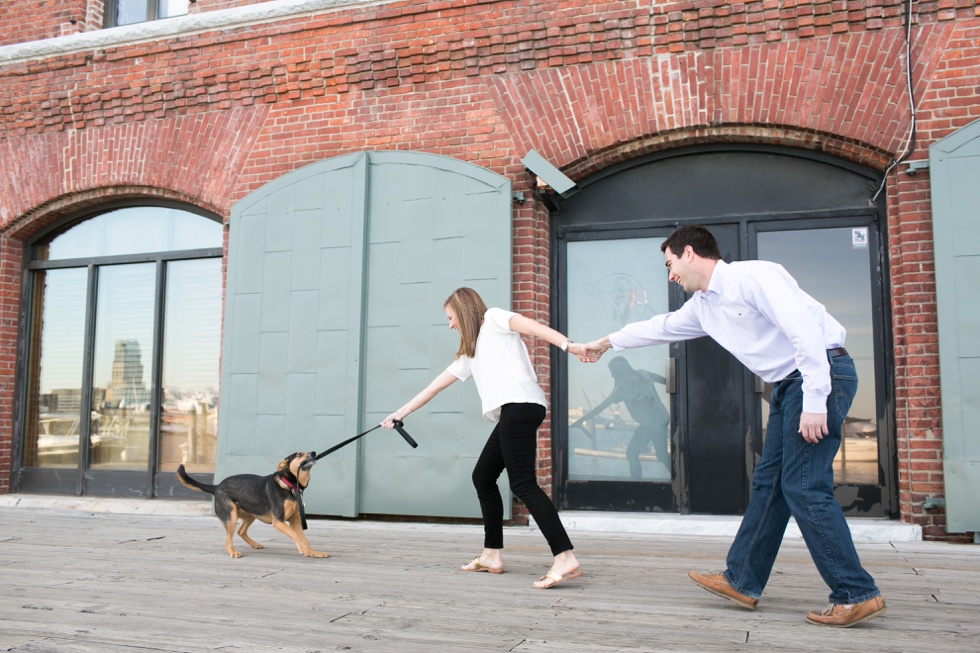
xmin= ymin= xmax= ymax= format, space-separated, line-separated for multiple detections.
xmin=684 ymin=244 xmax=695 ymax=259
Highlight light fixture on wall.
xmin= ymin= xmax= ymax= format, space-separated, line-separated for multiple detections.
xmin=521 ymin=149 xmax=579 ymax=199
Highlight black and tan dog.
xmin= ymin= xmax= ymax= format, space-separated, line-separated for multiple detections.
xmin=177 ymin=451 xmax=328 ymax=559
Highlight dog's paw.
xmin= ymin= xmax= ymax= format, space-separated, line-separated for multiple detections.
xmin=229 ymin=550 xmax=243 ymax=558
xmin=303 ymin=550 xmax=330 ymax=558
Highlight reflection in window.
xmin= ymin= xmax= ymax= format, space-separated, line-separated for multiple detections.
xmin=39 ymin=206 xmax=220 ymax=261
xmin=21 ymin=205 xmax=222 ymax=485
xmin=88 ymin=264 xmax=155 ymax=470
xmin=23 ymin=269 xmax=88 ymax=468
xmin=566 ymin=238 xmax=672 ymax=482
xmin=758 ymin=227 xmax=879 ymax=485
xmin=109 ymin=0 xmax=189 ymax=27
xmin=159 ymin=259 xmax=222 ymax=473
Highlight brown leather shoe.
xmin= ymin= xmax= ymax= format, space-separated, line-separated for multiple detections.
xmin=806 ymin=595 xmax=886 ymax=627
xmin=688 ymin=570 xmax=759 ymax=610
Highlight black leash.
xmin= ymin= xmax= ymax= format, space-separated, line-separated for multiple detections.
xmin=293 ymin=420 xmax=419 ymax=530
xmin=314 ymin=419 xmax=417 ymax=461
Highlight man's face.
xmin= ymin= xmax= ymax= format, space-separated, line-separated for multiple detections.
xmin=664 ymin=245 xmax=698 ymax=293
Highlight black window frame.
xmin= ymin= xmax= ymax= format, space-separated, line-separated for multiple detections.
xmin=13 ymin=200 xmax=223 ymax=497
xmin=104 ymin=0 xmax=188 ymax=28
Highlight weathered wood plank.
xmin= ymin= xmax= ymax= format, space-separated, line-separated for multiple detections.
xmin=1 ymin=507 xmax=978 ymax=652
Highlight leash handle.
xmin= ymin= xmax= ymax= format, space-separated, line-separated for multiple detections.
xmin=392 ymin=420 xmax=418 ymax=448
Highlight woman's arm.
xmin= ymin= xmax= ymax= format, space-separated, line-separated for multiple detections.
xmin=381 ymin=369 xmax=458 ymax=428
xmin=507 ymin=314 xmax=600 ymax=362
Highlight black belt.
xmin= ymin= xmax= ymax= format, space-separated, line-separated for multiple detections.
xmin=827 ymin=347 xmax=849 ymax=358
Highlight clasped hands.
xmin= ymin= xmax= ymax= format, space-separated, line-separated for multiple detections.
xmin=567 ymin=339 xmax=611 ymax=364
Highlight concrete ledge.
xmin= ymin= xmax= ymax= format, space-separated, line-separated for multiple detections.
xmin=0 ymin=495 xmax=923 ymax=542
xmin=542 ymin=511 xmax=923 ymax=543
xmin=0 ymin=494 xmax=213 ymax=517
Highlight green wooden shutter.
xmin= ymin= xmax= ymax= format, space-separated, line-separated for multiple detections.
xmin=219 ymin=152 xmax=512 ymax=518
xmin=930 ymin=119 xmax=980 ymax=533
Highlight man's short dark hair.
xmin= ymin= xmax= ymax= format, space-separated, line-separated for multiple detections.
xmin=660 ymin=225 xmax=721 ymax=260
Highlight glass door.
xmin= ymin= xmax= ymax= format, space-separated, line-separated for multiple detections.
xmin=560 ymin=234 xmax=677 ymax=511
xmin=755 ymin=225 xmax=888 ymax=498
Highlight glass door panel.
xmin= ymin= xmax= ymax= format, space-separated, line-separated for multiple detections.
xmin=159 ymin=258 xmax=221 ymax=474
xmin=23 ymin=268 xmax=89 ymax=469
xmin=88 ymin=263 xmax=156 ymax=470
xmin=566 ymin=238 xmax=671 ymax=482
xmin=757 ymin=227 xmax=879 ymax=485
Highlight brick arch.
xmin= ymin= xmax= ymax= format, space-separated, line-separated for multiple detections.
xmin=487 ymin=23 xmax=953 ymax=180
xmin=0 ymin=105 xmax=269 ymax=229
xmin=564 ymin=125 xmax=894 ymax=181
xmin=4 ymin=186 xmax=227 ymax=243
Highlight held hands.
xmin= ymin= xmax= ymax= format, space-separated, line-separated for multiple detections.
xmin=566 ymin=341 xmax=604 ymax=363
xmin=580 ymin=337 xmax=613 ymax=359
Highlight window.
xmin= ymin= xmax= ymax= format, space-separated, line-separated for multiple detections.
xmin=18 ymin=205 xmax=222 ymax=496
xmin=106 ymin=0 xmax=189 ymax=27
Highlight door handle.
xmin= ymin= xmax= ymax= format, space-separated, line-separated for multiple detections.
xmin=666 ymin=357 xmax=676 ymax=394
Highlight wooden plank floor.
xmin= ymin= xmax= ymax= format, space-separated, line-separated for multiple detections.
xmin=1 ymin=505 xmax=978 ymax=652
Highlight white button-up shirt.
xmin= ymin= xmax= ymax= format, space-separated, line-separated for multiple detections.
xmin=446 ymin=307 xmax=548 ymax=422
xmin=608 ymin=259 xmax=846 ymax=414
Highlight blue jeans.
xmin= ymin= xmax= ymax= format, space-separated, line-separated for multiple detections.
xmin=724 ymin=353 xmax=880 ymax=604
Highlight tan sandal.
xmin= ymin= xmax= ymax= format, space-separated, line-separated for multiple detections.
xmin=533 ymin=567 xmax=584 ymax=589
xmin=460 ymin=556 xmax=504 ymax=574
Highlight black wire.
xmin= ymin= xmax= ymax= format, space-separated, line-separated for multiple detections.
xmin=872 ymin=0 xmax=918 ymax=203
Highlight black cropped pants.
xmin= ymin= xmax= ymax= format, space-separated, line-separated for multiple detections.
xmin=471 ymin=403 xmax=574 ymax=556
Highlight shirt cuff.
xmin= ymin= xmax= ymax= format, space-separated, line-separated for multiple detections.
xmin=802 ymin=394 xmax=829 ymax=414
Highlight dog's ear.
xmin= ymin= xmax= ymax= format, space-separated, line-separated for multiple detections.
xmin=277 ymin=457 xmax=290 ymax=472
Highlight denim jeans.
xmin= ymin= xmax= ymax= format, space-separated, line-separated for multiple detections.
xmin=724 ymin=353 xmax=880 ymax=604
xmin=472 ymin=403 xmax=574 ymax=556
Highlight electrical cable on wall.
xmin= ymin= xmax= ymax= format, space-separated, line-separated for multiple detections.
xmin=872 ymin=0 xmax=918 ymax=202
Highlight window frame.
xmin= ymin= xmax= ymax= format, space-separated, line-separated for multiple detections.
xmin=103 ymin=0 xmax=189 ymax=28
xmin=13 ymin=200 xmax=223 ymax=497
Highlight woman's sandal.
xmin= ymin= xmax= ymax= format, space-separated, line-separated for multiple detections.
xmin=533 ymin=566 xmax=584 ymax=589
xmin=460 ymin=556 xmax=504 ymax=574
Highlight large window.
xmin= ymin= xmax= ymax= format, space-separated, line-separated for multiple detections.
xmin=18 ymin=205 xmax=222 ymax=496
xmin=106 ymin=0 xmax=189 ymax=27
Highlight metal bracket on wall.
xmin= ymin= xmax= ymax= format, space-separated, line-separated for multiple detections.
xmin=905 ymin=159 xmax=930 ymax=175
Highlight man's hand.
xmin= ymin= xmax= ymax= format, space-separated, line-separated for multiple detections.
xmin=581 ymin=336 xmax=613 ymax=357
xmin=567 ymin=342 xmax=602 ymax=363
xmin=798 ymin=412 xmax=828 ymax=443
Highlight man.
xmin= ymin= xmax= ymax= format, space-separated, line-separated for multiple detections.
xmin=582 ymin=225 xmax=885 ymax=627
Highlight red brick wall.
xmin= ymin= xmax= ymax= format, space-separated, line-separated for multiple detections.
xmin=1 ymin=0 xmax=979 ymax=538
xmin=0 ymin=0 xmax=90 ymax=45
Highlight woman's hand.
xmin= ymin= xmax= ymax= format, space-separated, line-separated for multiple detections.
xmin=581 ymin=336 xmax=613 ymax=356
xmin=380 ymin=413 xmax=403 ymax=429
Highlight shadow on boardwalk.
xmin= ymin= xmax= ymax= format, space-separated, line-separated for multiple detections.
xmin=1 ymin=501 xmax=978 ymax=652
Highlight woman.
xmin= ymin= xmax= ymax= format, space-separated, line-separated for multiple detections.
xmin=381 ymin=287 xmax=596 ymax=589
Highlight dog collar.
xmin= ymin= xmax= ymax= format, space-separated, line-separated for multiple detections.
xmin=277 ymin=474 xmax=298 ymax=493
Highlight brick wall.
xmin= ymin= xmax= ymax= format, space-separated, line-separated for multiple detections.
xmin=1 ymin=0 xmax=978 ymax=538
xmin=0 ymin=0 xmax=90 ymax=45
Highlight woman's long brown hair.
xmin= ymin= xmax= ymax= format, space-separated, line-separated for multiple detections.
xmin=444 ymin=287 xmax=487 ymax=359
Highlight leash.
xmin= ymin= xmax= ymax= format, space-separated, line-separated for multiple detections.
xmin=314 ymin=419 xmax=417 ymax=461
xmin=292 ymin=420 xmax=419 ymax=530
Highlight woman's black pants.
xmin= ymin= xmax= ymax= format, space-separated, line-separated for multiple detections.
xmin=471 ymin=403 xmax=574 ymax=556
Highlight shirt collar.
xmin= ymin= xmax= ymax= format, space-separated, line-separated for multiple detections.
xmin=700 ymin=259 xmax=728 ymax=298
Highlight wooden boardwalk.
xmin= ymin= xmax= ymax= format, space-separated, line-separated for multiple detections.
xmin=1 ymin=501 xmax=978 ymax=652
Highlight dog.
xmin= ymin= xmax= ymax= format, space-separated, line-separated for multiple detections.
xmin=177 ymin=451 xmax=328 ymax=559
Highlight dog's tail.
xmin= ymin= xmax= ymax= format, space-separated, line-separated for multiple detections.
xmin=176 ymin=464 xmax=216 ymax=495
